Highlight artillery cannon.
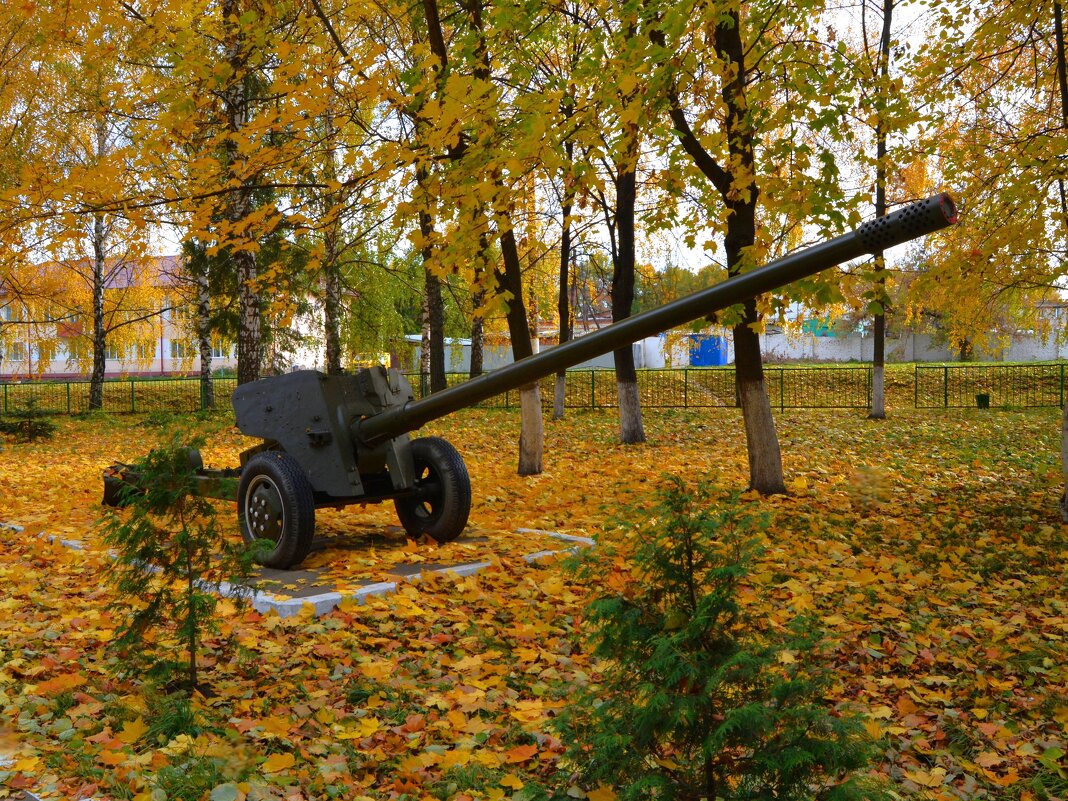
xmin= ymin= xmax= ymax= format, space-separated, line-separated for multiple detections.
xmin=104 ymin=193 xmax=958 ymax=568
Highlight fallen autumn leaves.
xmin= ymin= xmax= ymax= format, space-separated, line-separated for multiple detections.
xmin=0 ymin=407 xmax=1065 ymax=800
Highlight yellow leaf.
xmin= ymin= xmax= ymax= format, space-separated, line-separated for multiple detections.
xmin=335 ymin=717 xmax=380 ymax=740
xmin=789 ymin=476 xmax=808 ymax=493
xmin=500 ymin=773 xmax=524 ymax=789
xmin=440 ymin=749 xmax=472 ymax=770
xmin=588 ymin=787 xmax=618 ymax=801
xmin=117 ymin=717 xmax=149 ymax=745
xmin=262 ymin=752 xmax=295 ymax=773
xmin=261 ymin=716 xmax=291 ymax=737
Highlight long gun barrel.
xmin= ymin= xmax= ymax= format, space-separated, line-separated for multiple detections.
xmin=357 ymin=192 xmax=958 ymax=446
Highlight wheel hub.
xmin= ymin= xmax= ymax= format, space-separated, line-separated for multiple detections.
xmin=246 ymin=475 xmax=285 ymax=542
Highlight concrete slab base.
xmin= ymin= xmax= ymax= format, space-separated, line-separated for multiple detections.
xmin=1 ymin=519 xmax=595 ymax=618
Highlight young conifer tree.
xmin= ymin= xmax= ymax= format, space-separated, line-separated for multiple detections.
xmin=101 ymin=435 xmax=261 ymax=693
xmin=557 ymin=478 xmax=888 ymax=801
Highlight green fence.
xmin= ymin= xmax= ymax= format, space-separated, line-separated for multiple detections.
xmin=914 ymin=363 xmax=1066 ymax=408
xmin=0 ymin=367 xmax=875 ymax=416
xmin=0 ymin=376 xmax=239 ymax=415
xmin=407 ymin=366 xmax=873 ymax=411
xmin=10 ymin=363 xmax=1063 ymax=416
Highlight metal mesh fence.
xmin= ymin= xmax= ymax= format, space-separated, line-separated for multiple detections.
xmin=405 ymin=367 xmax=873 ymax=410
xmin=0 ymin=377 xmax=239 ymax=415
xmin=914 ymin=363 xmax=1065 ymax=408
xmin=6 ymin=364 xmax=1064 ymax=417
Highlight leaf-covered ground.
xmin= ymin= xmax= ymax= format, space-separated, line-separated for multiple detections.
xmin=0 ymin=407 xmax=1065 ymax=800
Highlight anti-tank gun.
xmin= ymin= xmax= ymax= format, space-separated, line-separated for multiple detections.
xmin=103 ymin=193 xmax=959 ymax=568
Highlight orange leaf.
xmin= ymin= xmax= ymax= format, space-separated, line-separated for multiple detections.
xmin=504 ymin=744 xmax=538 ymax=763
xmin=35 ymin=672 xmax=85 ymax=696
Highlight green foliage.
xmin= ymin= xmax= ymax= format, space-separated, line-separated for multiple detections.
xmin=152 ymin=753 xmax=242 ymax=801
xmin=0 ymin=397 xmax=57 ymax=442
xmin=99 ymin=434 xmax=261 ymax=694
xmin=146 ymin=691 xmax=205 ymax=743
xmin=556 ymin=478 xmax=887 ymax=801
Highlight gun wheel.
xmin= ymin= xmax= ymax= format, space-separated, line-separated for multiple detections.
xmin=395 ymin=436 xmax=471 ymax=544
xmin=238 ymin=451 xmax=316 ymax=569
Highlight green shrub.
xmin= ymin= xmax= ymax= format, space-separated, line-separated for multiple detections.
xmin=556 ymin=477 xmax=888 ymax=801
xmin=99 ymin=434 xmax=264 ymax=694
xmin=0 ymin=397 xmax=57 ymax=442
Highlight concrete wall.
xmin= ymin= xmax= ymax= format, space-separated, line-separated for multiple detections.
xmin=378 ymin=327 xmax=1068 ymax=376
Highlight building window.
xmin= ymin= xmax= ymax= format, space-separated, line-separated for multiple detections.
xmin=65 ymin=340 xmax=89 ymax=361
xmin=7 ymin=342 xmax=26 ymax=361
xmin=211 ymin=343 xmax=230 ymax=359
xmin=105 ymin=344 xmax=124 ymax=360
xmin=170 ymin=340 xmax=193 ymax=359
xmin=135 ymin=342 xmax=157 ymax=360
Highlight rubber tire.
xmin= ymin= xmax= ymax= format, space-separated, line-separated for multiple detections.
xmin=237 ymin=451 xmax=316 ymax=569
xmin=394 ymin=436 xmax=471 ymax=543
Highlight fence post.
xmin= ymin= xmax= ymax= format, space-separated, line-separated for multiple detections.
xmin=943 ymin=365 xmax=949 ymax=408
xmin=590 ymin=370 xmax=595 ymax=408
xmin=684 ymin=368 xmax=689 ymax=408
xmin=779 ymin=368 xmax=785 ymax=412
xmin=914 ymin=367 xmax=918 ymax=409
xmin=131 ymin=379 xmax=136 ymax=413
xmin=1060 ymin=363 xmax=1064 ymax=408
xmin=2 ymin=383 xmax=6 ymax=415
xmin=66 ymin=382 xmax=71 ymax=414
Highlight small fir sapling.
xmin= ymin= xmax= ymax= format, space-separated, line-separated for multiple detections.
xmin=556 ymin=476 xmax=889 ymax=801
xmin=100 ymin=434 xmax=265 ymax=694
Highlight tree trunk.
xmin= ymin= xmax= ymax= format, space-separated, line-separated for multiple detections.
xmin=470 ymin=290 xmax=484 ymax=379
xmin=415 ymin=163 xmax=446 ymax=393
xmin=734 ymin=304 xmax=784 ymax=493
xmin=518 ymin=383 xmax=544 ymax=476
xmin=470 ymin=227 xmax=490 ymax=379
xmin=420 ymin=0 xmax=540 ymax=471
xmin=718 ymin=12 xmax=784 ymax=494
xmin=423 ymin=265 xmax=445 ymax=391
xmin=322 ymin=111 xmax=343 ymax=375
xmin=195 ymin=261 xmax=214 ymax=409
xmin=1054 ymin=0 xmax=1068 ymax=520
xmin=89 ymin=116 xmax=109 ymax=410
xmin=869 ymin=0 xmax=893 ymax=420
xmin=322 ymin=238 xmax=342 ymax=374
xmin=498 ymin=226 xmax=542 ymax=475
xmin=555 ymin=143 xmax=574 ymax=421
xmin=612 ymin=166 xmax=645 ymax=443
xmin=420 ymin=289 xmax=431 ymax=391
xmin=89 ymin=211 xmax=107 ymax=411
xmin=664 ymin=8 xmax=786 ymax=493
xmin=235 ymin=253 xmax=260 ymax=384
xmin=224 ymin=0 xmax=260 ymax=385
xmin=870 ymin=313 xmax=885 ymax=418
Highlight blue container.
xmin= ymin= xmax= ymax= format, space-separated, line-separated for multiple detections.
xmin=689 ymin=334 xmax=729 ymax=366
